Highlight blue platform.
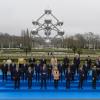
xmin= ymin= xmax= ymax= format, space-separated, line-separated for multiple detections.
xmin=0 ymin=70 xmax=100 ymax=100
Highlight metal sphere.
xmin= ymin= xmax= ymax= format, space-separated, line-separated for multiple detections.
xmin=57 ymin=21 xmax=63 ymax=26
xmin=58 ymin=30 xmax=64 ymax=36
xmin=45 ymin=19 xmax=52 ymax=24
xmin=45 ymin=26 xmax=51 ymax=31
xmin=31 ymin=29 xmax=38 ymax=35
xmin=45 ymin=10 xmax=52 ymax=14
xmin=32 ymin=21 xmax=39 ymax=25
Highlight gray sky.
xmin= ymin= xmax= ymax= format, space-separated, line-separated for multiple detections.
xmin=0 ymin=0 xmax=100 ymax=36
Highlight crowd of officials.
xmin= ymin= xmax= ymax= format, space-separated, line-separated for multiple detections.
xmin=1 ymin=54 xmax=100 ymax=90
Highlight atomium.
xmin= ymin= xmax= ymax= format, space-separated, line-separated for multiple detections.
xmin=31 ymin=9 xmax=65 ymax=46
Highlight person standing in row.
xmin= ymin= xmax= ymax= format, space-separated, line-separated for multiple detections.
xmin=78 ymin=67 xmax=85 ymax=89
xmin=35 ymin=61 xmax=40 ymax=81
xmin=10 ymin=61 xmax=16 ymax=80
xmin=83 ymin=61 xmax=89 ymax=80
xmin=40 ymin=56 xmax=47 ymax=67
xmin=58 ymin=61 xmax=63 ymax=81
xmin=70 ymin=61 xmax=76 ymax=81
xmin=86 ymin=56 xmax=92 ymax=70
xmin=2 ymin=60 xmax=8 ymax=81
xmin=40 ymin=64 xmax=48 ymax=89
xmin=95 ymin=57 xmax=100 ymax=77
xmin=27 ymin=67 xmax=33 ymax=89
xmin=29 ymin=57 xmax=36 ymax=73
xmin=47 ymin=64 xmax=52 ymax=81
xmin=92 ymin=66 xmax=97 ymax=89
xmin=63 ymin=56 xmax=69 ymax=75
xmin=29 ymin=57 xmax=36 ymax=66
xmin=74 ymin=54 xmax=80 ymax=74
xmin=52 ymin=66 xmax=60 ymax=89
xmin=13 ymin=66 xmax=21 ymax=89
xmin=21 ymin=62 xmax=28 ymax=80
xmin=65 ymin=67 xmax=72 ymax=89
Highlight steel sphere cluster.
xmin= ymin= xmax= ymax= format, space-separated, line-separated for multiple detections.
xmin=31 ymin=10 xmax=64 ymax=43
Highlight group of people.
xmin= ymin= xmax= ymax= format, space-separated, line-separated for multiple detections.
xmin=1 ymin=54 xmax=100 ymax=90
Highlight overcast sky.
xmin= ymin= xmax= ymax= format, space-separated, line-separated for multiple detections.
xmin=0 ymin=0 xmax=100 ymax=36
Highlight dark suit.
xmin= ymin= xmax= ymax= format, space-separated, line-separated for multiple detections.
xmin=21 ymin=64 xmax=28 ymax=80
xmin=86 ymin=58 xmax=92 ymax=70
xmin=2 ymin=64 xmax=8 ymax=81
xmin=40 ymin=59 xmax=47 ymax=66
xmin=70 ymin=64 xmax=76 ymax=81
xmin=10 ymin=63 xmax=16 ymax=80
xmin=26 ymin=70 xmax=33 ymax=89
xmin=29 ymin=58 xmax=36 ymax=71
xmin=65 ymin=70 xmax=72 ymax=89
xmin=83 ymin=64 xmax=89 ymax=80
xmin=92 ymin=69 xmax=97 ymax=89
xmin=63 ymin=57 xmax=69 ymax=65
xmin=58 ymin=63 xmax=63 ymax=81
xmin=40 ymin=68 xmax=47 ymax=89
xmin=35 ymin=64 xmax=40 ymax=81
xmin=74 ymin=57 xmax=80 ymax=74
xmin=78 ymin=69 xmax=85 ymax=89
xmin=13 ymin=69 xmax=21 ymax=89
xmin=96 ymin=61 xmax=100 ymax=77
xmin=29 ymin=58 xmax=35 ymax=64
xmin=47 ymin=64 xmax=52 ymax=81
xmin=63 ymin=57 xmax=69 ymax=75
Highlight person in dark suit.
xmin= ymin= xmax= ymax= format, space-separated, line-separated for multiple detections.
xmin=65 ymin=67 xmax=72 ymax=89
xmin=21 ymin=63 xmax=28 ymax=80
xmin=2 ymin=61 xmax=8 ymax=81
xmin=35 ymin=62 xmax=40 ymax=81
xmin=29 ymin=57 xmax=36 ymax=73
xmin=40 ymin=56 xmax=47 ymax=67
xmin=63 ymin=56 xmax=69 ymax=75
xmin=78 ymin=67 xmax=85 ymax=89
xmin=74 ymin=54 xmax=80 ymax=74
xmin=95 ymin=58 xmax=100 ymax=77
xmin=29 ymin=57 xmax=36 ymax=64
xmin=58 ymin=61 xmax=63 ymax=81
xmin=13 ymin=66 xmax=21 ymax=89
xmin=10 ymin=62 xmax=16 ymax=80
xmin=40 ymin=64 xmax=47 ymax=89
xmin=47 ymin=64 xmax=52 ymax=81
xmin=83 ymin=61 xmax=89 ymax=80
xmin=70 ymin=61 xmax=76 ymax=81
xmin=63 ymin=56 xmax=69 ymax=66
xmin=92 ymin=66 xmax=97 ymax=89
xmin=27 ymin=67 xmax=33 ymax=89
xmin=86 ymin=56 xmax=92 ymax=70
